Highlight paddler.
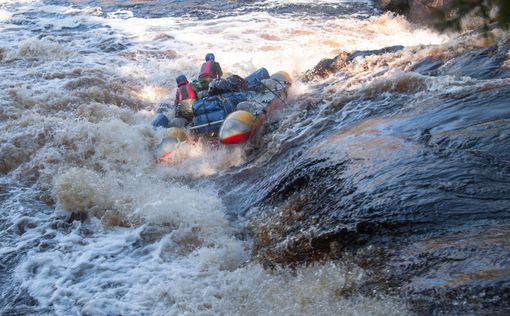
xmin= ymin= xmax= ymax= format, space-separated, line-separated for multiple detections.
xmin=197 ymin=53 xmax=223 ymax=95
xmin=174 ymin=74 xmax=197 ymax=123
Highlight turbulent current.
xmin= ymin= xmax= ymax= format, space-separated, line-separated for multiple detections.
xmin=1 ymin=0 xmax=509 ymax=315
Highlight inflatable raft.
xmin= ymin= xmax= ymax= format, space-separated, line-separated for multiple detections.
xmin=152 ymin=68 xmax=292 ymax=161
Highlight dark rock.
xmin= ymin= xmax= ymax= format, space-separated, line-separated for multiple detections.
xmin=376 ymin=0 xmax=454 ymax=26
xmin=346 ymin=45 xmax=404 ymax=62
xmin=302 ymin=46 xmax=403 ymax=82
xmin=410 ymin=56 xmax=444 ymax=75
xmin=412 ymin=43 xmax=510 ymax=79
xmin=375 ymin=0 xmax=409 ymax=15
xmin=440 ymin=44 xmax=510 ymax=79
xmin=387 ymin=225 xmax=510 ymax=314
xmin=409 ymin=0 xmax=453 ymax=25
xmin=217 ymin=47 xmax=510 ymax=313
xmin=212 ymin=20 xmax=510 ymax=313
xmin=302 ymin=52 xmax=349 ymax=82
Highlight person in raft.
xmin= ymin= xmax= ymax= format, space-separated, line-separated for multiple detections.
xmin=174 ymin=74 xmax=197 ymax=122
xmin=198 ymin=53 xmax=223 ymax=93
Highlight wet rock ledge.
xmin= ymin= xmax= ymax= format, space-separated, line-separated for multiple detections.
xmin=375 ymin=0 xmax=452 ymax=25
xmin=219 ymin=40 xmax=510 ymax=315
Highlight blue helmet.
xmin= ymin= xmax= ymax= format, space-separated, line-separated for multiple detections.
xmin=176 ymin=74 xmax=187 ymax=84
xmin=205 ymin=53 xmax=215 ymax=61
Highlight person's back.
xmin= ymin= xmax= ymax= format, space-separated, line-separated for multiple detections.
xmin=198 ymin=53 xmax=223 ymax=93
xmin=174 ymin=74 xmax=197 ymax=122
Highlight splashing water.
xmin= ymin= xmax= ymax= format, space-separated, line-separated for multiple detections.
xmin=0 ymin=0 xmax=463 ymax=314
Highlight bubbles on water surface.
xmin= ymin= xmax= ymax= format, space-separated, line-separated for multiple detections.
xmin=0 ymin=0 xmax=460 ymax=314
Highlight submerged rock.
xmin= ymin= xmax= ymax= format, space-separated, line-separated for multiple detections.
xmin=412 ymin=42 xmax=510 ymax=79
xmin=302 ymin=51 xmax=349 ymax=82
xmin=302 ymin=46 xmax=404 ymax=82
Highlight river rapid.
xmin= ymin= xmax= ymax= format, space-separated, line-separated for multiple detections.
xmin=1 ymin=0 xmax=509 ymax=315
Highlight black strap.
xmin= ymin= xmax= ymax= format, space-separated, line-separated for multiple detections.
xmin=257 ymin=79 xmax=289 ymax=107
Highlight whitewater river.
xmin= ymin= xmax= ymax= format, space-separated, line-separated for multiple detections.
xmin=1 ymin=0 xmax=509 ymax=315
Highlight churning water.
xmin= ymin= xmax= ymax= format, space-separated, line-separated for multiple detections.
xmin=1 ymin=0 xmax=509 ymax=315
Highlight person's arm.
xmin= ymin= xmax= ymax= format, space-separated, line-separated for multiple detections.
xmin=174 ymin=91 xmax=179 ymax=107
xmin=216 ymin=62 xmax=223 ymax=78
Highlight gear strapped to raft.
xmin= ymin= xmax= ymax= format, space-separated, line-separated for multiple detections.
xmin=153 ymin=68 xmax=292 ymax=160
xmin=189 ymin=75 xmax=288 ymax=133
xmin=190 ymin=92 xmax=248 ymax=134
xmin=255 ymin=77 xmax=289 ymax=108
xmin=153 ymin=68 xmax=290 ymax=134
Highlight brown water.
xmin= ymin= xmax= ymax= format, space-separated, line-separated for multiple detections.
xmin=1 ymin=0 xmax=509 ymax=315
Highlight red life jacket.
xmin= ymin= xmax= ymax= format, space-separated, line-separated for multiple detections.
xmin=199 ymin=60 xmax=217 ymax=79
xmin=177 ymin=81 xmax=197 ymax=102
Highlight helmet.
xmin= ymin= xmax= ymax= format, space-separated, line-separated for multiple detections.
xmin=205 ymin=53 xmax=215 ymax=61
xmin=175 ymin=74 xmax=187 ymax=84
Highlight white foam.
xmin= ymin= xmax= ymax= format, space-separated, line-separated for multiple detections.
xmin=15 ymin=224 xmax=408 ymax=315
xmin=0 ymin=9 xmax=11 ymax=21
xmin=0 ymin=2 xmax=436 ymax=314
xmin=0 ymin=0 xmax=40 ymax=5
xmin=5 ymin=37 xmax=73 ymax=60
xmin=86 ymin=11 xmax=448 ymax=81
